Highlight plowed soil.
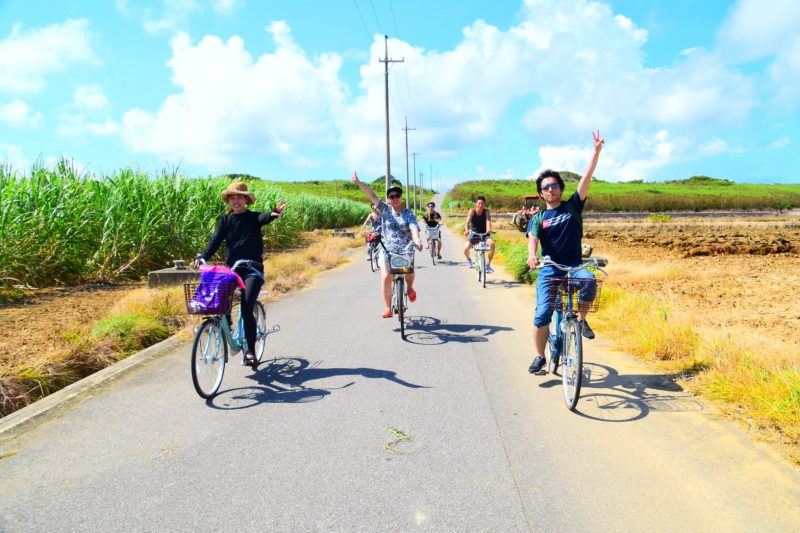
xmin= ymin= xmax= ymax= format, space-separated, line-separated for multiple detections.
xmin=584 ymin=215 xmax=800 ymax=348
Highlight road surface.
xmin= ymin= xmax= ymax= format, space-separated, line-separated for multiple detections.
xmin=2 ymin=222 xmax=800 ymax=532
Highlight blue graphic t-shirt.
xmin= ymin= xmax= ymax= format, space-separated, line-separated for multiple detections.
xmin=527 ymin=192 xmax=585 ymax=266
xmin=375 ymin=199 xmax=420 ymax=255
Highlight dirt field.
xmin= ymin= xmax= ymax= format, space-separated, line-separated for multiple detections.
xmin=584 ymin=216 xmax=800 ymax=349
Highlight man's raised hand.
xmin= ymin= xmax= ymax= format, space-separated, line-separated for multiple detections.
xmin=593 ymin=130 xmax=604 ymax=152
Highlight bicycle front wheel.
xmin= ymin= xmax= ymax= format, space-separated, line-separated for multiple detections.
xmin=562 ymin=319 xmax=583 ymax=410
xmin=430 ymin=241 xmax=436 ymax=265
xmin=253 ymin=300 xmax=267 ymax=363
xmin=481 ymin=251 xmax=487 ymax=288
xmin=369 ymin=246 xmax=377 ymax=272
xmin=546 ymin=313 xmax=560 ymax=375
xmin=191 ymin=319 xmax=227 ymax=399
xmin=396 ymin=276 xmax=405 ymax=339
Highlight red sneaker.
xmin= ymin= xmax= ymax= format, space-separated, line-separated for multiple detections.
xmin=407 ymin=290 xmax=417 ymax=303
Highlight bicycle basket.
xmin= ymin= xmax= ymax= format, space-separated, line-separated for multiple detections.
xmin=184 ymin=281 xmax=238 ymax=315
xmin=388 ymin=250 xmax=415 ymax=274
xmin=426 ymin=227 xmax=441 ymax=240
xmin=547 ymin=277 xmax=603 ymax=313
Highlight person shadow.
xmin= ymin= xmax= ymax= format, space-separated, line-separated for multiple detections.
xmin=402 ymin=316 xmax=513 ymax=345
xmin=207 ymin=357 xmax=427 ymax=409
xmin=539 ymin=362 xmax=703 ymax=422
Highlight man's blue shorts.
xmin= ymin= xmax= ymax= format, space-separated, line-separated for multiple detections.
xmin=534 ymin=265 xmax=597 ymax=327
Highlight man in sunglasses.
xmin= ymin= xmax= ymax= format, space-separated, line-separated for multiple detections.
xmin=526 ymin=130 xmax=604 ymax=375
xmin=351 ymin=172 xmax=423 ymax=318
xmin=422 ymin=201 xmax=443 ymax=259
xmin=463 ymin=196 xmax=495 ymax=272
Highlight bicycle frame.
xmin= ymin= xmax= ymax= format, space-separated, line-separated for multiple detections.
xmin=378 ymin=240 xmax=415 ymax=339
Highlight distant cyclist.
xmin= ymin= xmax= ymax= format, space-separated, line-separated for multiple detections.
xmin=463 ymin=196 xmax=495 ymax=273
xmin=194 ymin=182 xmax=287 ymax=366
xmin=351 ymin=172 xmax=423 ymax=318
xmin=527 ymin=130 xmax=604 ymax=375
xmin=362 ymin=204 xmax=381 ymax=260
xmin=422 ymin=202 xmax=443 ymax=259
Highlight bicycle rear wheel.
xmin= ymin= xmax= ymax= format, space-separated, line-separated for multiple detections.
xmin=396 ymin=276 xmax=405 ymax=339
xmin=191 ymin=318 xmax=227 ymax=399
xmin=430 ymin=241 xmax=436 ymax=265
xmin=369 ymin=245 xmax=377 ymax=272
xmin=561 ymin=318 xmax=583 ymax=410
xmin=253 ymin=301 xmax=267 ymax=363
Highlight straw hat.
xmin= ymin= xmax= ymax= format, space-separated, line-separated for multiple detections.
xmin=220 ymin=182 xmax=256 ymax=204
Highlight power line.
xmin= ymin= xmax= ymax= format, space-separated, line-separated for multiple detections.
xmin=368 ymin=0 xmax=384 ymax=35
xmin=351 ymin=0 xmax=373 ymax=41
xmin=388 ymin=0 xmax=401 ymax=42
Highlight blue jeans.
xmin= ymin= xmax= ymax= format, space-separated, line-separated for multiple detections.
xmin=534 ymin=265 xmax=597 ymax=327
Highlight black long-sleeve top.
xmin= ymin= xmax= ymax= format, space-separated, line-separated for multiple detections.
xmin=198 ymin=210 xmax=279 ymax=267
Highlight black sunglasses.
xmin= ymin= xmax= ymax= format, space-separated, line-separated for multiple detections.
xmin=540 ymin=183 xmax=561 ymax=191
xmin=387 ymin=193 xmax=401 ymax=199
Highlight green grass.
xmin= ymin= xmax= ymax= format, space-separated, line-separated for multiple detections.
xmin=446 ymin=175 xmax=800 ymax=213
xmin=0 ymin=162 xmax=371 ymax=290
xmin=272 ymin=178 xmax=436 ymax=207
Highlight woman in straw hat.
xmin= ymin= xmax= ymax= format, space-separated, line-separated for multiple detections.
xmin=195 ymin=182 xmax=288 ymax=366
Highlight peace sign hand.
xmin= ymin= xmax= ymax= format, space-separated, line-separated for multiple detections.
xmin=593 ymin=129 xmax=605 ymax=152
xmin=274 ymin=199 xmax=289 ymax=216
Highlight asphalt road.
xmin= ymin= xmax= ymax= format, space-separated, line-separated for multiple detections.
xmin=2 ymin=222 xmax=800 ymax=532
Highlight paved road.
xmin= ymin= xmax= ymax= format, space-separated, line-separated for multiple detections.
xmin=2 ymin=222 xmax=800 ymax=532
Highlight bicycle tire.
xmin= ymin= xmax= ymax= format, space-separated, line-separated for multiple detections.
xmin=396 ymin=276 xmax=405 ymax=339
xmin=547 ymin=312 xmax=560 ymax=375
xmin=430 ymin=240 xmax=436 ymax=265
xmin=253 ymin=300 xmax=267 ymax=363
xmin=191 ymin=318 xmax=227 ymax=399
xmin=481 ymin=251 xmax=487 ymax=288
xmin=369 ymin=246 xmax=377 ymax=273
xmin=562 ymin=319 xmax=583 ymax=410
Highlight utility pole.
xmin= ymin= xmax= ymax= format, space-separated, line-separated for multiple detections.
xmin=380 ymin=35 xmax=404 ymax=194
xmin=419 ymin=170 xmax=424 ymax=209
xmin=403 ymin=116 xmax=415 ymax=209
xmin=430 ymin=163 xmax=433 ymax=197
xmin=412 ymin=152 xmax=420 ymax=212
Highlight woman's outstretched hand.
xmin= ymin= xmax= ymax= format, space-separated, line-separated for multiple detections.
xmin=274 ymin=199 xmax=289 ymax=216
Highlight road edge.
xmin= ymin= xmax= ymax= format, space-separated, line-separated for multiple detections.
xmin=0 ymin=335 xmax=184 ymax=439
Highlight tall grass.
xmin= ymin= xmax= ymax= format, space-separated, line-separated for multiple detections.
xmin=0 ymin=163 xmax=369 ymax=290
xmin=446 ymin=178 xmax=800 ymax=213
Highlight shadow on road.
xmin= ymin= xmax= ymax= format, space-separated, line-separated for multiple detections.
xmin=539 ymin=362 xmax=703 ymax=422
xmin=402 ymin=315 xmax=513 ymax=345
xmin=207 ymin=357 xmax=427 ymax=409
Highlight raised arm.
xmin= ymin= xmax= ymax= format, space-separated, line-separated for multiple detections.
xmin=576 ymin=130 xmax=604 ymax=202
xmin=351 ymin=171 xmax=380 ymax=206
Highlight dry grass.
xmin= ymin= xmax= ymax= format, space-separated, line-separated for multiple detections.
xmin=0 ymin=230 xmax=361 ymax=418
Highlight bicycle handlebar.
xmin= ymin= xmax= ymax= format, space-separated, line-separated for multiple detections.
xmin=537 ymin=255 xmax=608 ymax=273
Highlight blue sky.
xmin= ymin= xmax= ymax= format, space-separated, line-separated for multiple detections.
xmin=1 ymin=0 xmax=798 ymax=187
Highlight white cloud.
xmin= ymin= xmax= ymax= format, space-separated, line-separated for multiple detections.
xmin=0 ymin=144 xmax=30 ymax=172
xmin=0 ymin=19 xmax=96 ymax=94
xmin=57 ymin=115 xmax=119 ymax=138
xmin=771 ymin=136 xmax=791 ymax=149
xmin=143 ymin=0 xmax=201 ymax=35
xmin=0 ymin=100 xmax=43 ymax=128
xmin=121 ymin=22 xmax=347 ymax=168
xmin=716 ymin=0 xmax=800 ymax=63
xmin=212 ymin=0 xmax=239 ymax=15
xmin=73 ymin=85 xmax=109 ymax=110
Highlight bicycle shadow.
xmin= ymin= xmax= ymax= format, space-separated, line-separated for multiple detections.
xmin=539 ymin=362 xmax=703 ymax=422
xmin=402 ymin=315 xmax=513 ymax=345
xmin=207 ymin=357 xmax=427 ymax=409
